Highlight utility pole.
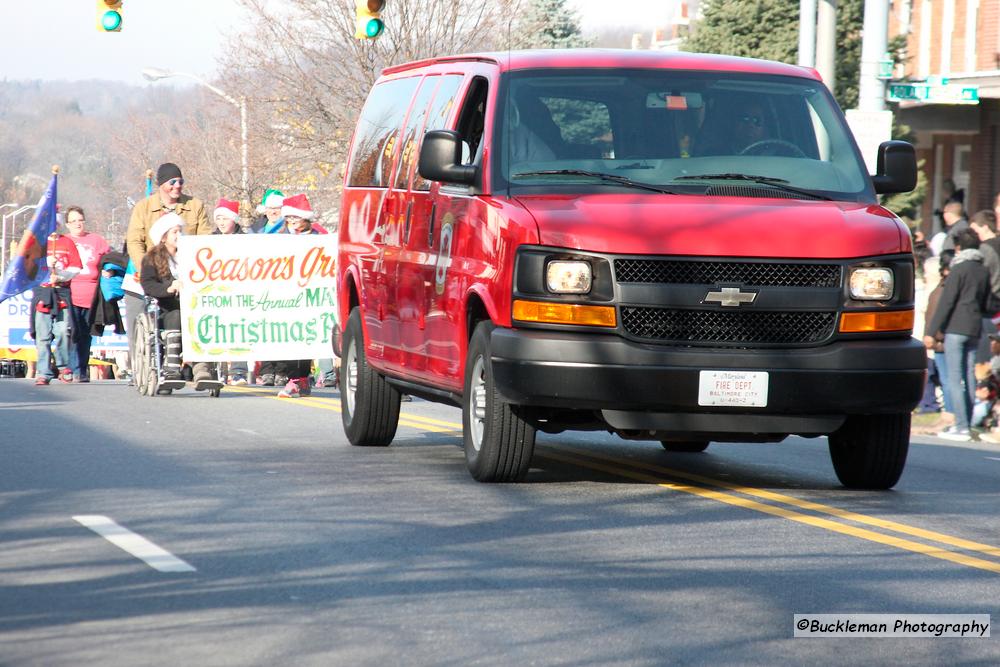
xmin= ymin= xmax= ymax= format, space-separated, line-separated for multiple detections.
xmin=815 ymin=0 xmax=837 ymax=95
xmin=858 ymin=0 xmax=889 ymax=112
xmin=798 ymin=0 xmax=817 ymax=67
xmin=845 ymin=0 xmax=893 ymax=175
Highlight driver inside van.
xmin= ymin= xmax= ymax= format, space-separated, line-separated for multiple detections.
xmin=694 ymin=97 xmax=770 ymax=156
xmin=732 ymin=101 xmax=768 ymax=153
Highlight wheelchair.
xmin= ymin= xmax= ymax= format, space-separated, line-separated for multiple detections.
xmin=133 ymin=297 xmax=222 ymax=397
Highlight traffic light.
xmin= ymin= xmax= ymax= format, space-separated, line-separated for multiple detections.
xmin=355 ymin=0 xmax=385 ymax=39
xmin=96 ymin=0 xmax=122 ymax=32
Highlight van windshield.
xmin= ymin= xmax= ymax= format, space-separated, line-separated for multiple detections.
xmin=494 ymin=68 xmax=873 ymax=201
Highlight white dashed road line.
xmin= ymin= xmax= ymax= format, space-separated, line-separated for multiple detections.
xmin=73 ymin=515 xmax=196 ymax=573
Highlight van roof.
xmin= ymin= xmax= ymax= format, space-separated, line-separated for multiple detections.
xmin=381 ymin=48 xmax=820 ymax=81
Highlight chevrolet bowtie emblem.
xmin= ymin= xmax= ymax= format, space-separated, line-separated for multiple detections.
xmin=704 ymin=287 xmax=757 ymax=307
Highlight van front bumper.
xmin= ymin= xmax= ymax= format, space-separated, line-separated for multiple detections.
xmin=489 ymin=328 xmax=926 ymax=417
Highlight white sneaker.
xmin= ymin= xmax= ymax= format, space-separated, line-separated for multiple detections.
xmin=277 ymin=379 xmax=300 ymax=398
xmin=937 ymin=426 xmax=972 ymax=442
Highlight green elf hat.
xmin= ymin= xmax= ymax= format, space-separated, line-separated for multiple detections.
xmin=255 ymin=188 xmax=285 ymax=215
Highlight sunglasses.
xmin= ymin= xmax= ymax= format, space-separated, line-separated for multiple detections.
xmin=166 ymin=178 xmax=185 ymax=186
xmin=739 ymin=114 xmax=763 ymax=128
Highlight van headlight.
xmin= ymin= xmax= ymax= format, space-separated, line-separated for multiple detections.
xmin=849 ymin=267 xmax=894 ymax=300
xmin=546 ymin=260 xmax=592 ymax=294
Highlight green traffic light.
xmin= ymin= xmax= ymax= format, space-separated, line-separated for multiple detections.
xmin=365 ymin=18 xmax=383 ymax=38
xmin=101 ymin=10 xmax=121 ymax=31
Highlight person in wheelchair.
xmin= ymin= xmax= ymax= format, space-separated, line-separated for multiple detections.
xmin=139 ymin=213 xmax=186 ymax=383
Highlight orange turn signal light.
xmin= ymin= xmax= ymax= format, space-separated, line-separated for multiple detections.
xmin=513 ymin=300 xmax=617 ymax=327
xmin=839 ymin=309 xmax=914 ymax=333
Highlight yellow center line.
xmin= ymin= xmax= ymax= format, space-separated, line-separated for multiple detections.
xmin=554 ymin=445 xmax=1000 ymax=559
xmin=538 ymin=450 xmax=1000 ymax=575
xmin=227 ymin=384 xmax=1000 ymax=572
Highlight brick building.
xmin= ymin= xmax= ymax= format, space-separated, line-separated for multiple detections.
xmin=891 ymin=0 xmax=1000 ymax=233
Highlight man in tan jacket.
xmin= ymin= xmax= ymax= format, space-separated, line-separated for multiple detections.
xmin=126 ymin=162 xmax=211 ymax=271
xmin=125 ymin=162 xmax=214 ymax=387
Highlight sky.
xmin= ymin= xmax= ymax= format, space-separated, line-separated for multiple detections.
xmin=0 ymin=1 xmax=679 ymax=85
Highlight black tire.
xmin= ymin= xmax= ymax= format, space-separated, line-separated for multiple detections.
xmin=660 ymin=440 xmax=710 ymax=453
xmin=828 ymin=413 xmax=910 ymax=490
xmin=463 ymin=322 xmax=536 ymax=482
xmin=340 ymin=308 xmax=400 ymax=446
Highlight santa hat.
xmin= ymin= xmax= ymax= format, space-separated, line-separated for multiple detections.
xmin=149 ymin=212 xmax=184 ymax=246
xmin=255 ymin=188 xmax=284 ymax=215
xmin=214 ymin=198 xmax=239 ymax=221
xmin=281 ymin=194 xmax=314 ymax=220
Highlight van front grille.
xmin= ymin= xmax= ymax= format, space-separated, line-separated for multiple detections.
xmin=621 ymin=307 xmax=837 ymax=346
xmin=614 ymin=259 xmax=841 ymax=288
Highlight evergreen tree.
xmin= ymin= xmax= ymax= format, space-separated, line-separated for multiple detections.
xmin=683 ymin=0 xmax=925 ymax=218
xmin=514 ymin=0 xmax=593 ymax=49
xmin=682 ymin=0 xmax=799 ymax=63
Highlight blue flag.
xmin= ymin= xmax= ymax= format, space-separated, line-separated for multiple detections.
xmin=0 ymin=172 xmax=59 ymax=303
xmin=145 ymin=174 xmax=154 ymax=198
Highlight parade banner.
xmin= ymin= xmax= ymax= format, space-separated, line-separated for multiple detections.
xmin=177 ymin=234 xmax=338 ymax=362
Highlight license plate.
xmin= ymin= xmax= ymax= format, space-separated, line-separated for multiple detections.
xmin=698 ymin=370 xmax=769 ymax=407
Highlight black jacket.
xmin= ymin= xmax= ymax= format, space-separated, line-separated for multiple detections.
xmin=139 ymin=254 xmax=180 ymax=313
xmin=926 ymin=252 xmax=990 ymax=338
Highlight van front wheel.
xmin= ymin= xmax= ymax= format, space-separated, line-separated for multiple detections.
xmin=463 ymin=322 xmax=536 ymax=482
xmin=341 ymin=308 xmax=400 ymax=447
xmin=828 ymin=413 xmax=910 ymax=489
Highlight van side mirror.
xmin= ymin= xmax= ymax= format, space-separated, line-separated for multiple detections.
xmin=871 ymin=140 xmax=917 ymax=194
xmin=419 ymin=130 xmax=477 ymax=185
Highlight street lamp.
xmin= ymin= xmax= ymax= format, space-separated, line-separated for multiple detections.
xmin=1 ymin=204 xmax=38 ymax=276
xmin=141 ymin=67 xmax=250 ymax=218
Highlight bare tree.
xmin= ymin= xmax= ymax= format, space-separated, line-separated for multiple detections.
xmin=218 ymin=0 xmax=528 ymax=217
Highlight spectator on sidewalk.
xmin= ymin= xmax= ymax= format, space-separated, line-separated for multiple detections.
xmin=924 ymin=229 xmax=991 ymax=441
xmin=64 ymin=206 xmax=111 ymax=382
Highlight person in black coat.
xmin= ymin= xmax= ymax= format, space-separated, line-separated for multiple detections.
xmin=924 ymin=228 xmax=991 ymax=440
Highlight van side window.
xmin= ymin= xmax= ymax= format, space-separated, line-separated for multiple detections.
xmin=347 ymin=77 xmax=420 ymax=187
xmin=394 ymin=75 xmax=442 ymax=190
xmin=456 ymin=77 xmax=489 ymax=163
xmin=412 ymin=75 xmax=464 ymax=192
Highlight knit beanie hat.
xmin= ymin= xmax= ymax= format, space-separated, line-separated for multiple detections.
xmin=156 ymin=162 xmax=183 ymax=186
xmin=149 ymin=212 xmax=184 ymax=246
xmin=214 ymin=198 xmax=240 ymax=221
xmin=281 ymin=194 xmax=314 ymax=220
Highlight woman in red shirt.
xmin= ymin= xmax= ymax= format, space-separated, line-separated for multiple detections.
xmin=65 ymin=206 xmax=111 ymax=382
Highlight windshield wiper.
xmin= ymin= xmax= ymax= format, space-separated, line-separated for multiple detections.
xmin=512 ymin=169 xmax=678 ymax=195
xmin=674 ymin=172 xmax=832 ymax=200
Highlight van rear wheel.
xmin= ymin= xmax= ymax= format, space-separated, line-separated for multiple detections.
xmin=463 ymin=322 xmax=536 ymax=482
xmin=828 ymin=413 xmax=910 ymax=489
xmin=341 ymin=308 xmax=400 ymax=447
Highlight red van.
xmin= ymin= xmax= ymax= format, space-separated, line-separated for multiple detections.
xmin=336 ymin=49 xmax=922 ymax=488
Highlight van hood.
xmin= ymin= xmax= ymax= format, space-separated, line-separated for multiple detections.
xmin=514 ymin=193 xmax=908 ymax=259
